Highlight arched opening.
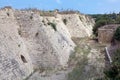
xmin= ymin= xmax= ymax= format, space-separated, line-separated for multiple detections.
xmin=21 ymin=55 xmax=27 ymax=63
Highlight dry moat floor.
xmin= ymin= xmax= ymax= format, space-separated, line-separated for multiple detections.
xmin=25 ymin=37 xmax=106 ymax=80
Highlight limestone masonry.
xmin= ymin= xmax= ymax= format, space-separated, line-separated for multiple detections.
xmin=0 ymin=7 xmax=94 ymax=80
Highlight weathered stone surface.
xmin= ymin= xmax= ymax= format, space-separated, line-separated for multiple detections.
xmin=98 ymin=24 xmax=120 ymax=43
xmin=60 ymin=14 xmax=95 ymax=37
xmin=14 ymin=10 xmax=75 ymax=69
xmin=0 ymin=8 xmax=33 ymax=80
xmin=0 ymin=7 xmax=94 ymax=80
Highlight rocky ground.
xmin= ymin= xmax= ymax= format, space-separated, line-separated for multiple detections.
xmin=26 ymin=37 xmax=106 ymax=80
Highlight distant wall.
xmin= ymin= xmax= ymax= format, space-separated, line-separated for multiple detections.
xmin=98 ymin=29 xmax=115 ymax=43
xmin=98 ymin=24 xmax=120 ymax=44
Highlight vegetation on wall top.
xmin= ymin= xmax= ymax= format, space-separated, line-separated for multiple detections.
xmin=91 ymin=13 xmax=120 ymax=36
xmin=114 ymin=26 xmax=120 ymax=41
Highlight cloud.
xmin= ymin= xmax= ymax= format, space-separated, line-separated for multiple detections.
xmin=55 ymin=0 xmax=62 ymax=4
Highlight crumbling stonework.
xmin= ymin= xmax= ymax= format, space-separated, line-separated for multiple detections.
xmin=0 ymin=7 xmax=94 ymax=80
xmin=14 ymin=10 xmax=75 ymax=69
xmin=98 ymin=24 xmax=120 ymax=43
xmin=60 ymin=14 xmax=95 ymax=37
xmin=0 ymin=8 xmax=33 ymax=80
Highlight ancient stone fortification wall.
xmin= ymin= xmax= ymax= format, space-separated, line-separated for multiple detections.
xmin=14 ymin=10 xmax=75 ymax=69
xmin=98 ymin=24 xmax=120 ymax=43
xmin=98 ymin=29 xmax=115 ymax=43
xmin=60 ymin=14 xmax=95 ymax=37
xmin=0 ymin=8 xmax=33 ymax=80
xmin=0 ymin=8 xmax=94 ymax=80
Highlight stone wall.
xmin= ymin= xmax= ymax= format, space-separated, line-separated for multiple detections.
xmin=14 ymin=10 xmax=76 ymax=69
xmin=60 ymin=14 xmax=95 ymax=37
xmin=0 ymin=7 xmax=94 ymax=80
xmin=0 ymin=8 xmax=33 ymax=80
xmin=98 ymin=29 xmax=115 ymax=43
xmin=98 ymin=24 xmax=120 ymax=44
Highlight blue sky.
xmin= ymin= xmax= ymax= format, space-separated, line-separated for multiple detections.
xmin=0 ymin=0 xmax=120 ymax=14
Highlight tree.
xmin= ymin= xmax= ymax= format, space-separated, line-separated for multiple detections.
xmin=93 ymin=19 xmax=107 ymax=36
xmin=114 ymin=26 xmax=120 ymax=41
xmin=91 ymin=13 xmax=120 ymax=36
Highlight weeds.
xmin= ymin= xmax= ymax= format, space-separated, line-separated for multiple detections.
xmin=47 ymin=22 xmax=57 ymax=31
xmin=30 ymin=16 xmax=33 ymax=19
xmin=63 ymin=19 xmax=67 ymax=25
xmin=79 ymin=16 xmax=82 ymax=21
xmin=7 ymin=12 xmax=9 ymax=16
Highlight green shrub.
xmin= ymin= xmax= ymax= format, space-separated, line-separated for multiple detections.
xmin=104 ymin=66 xmax=119 ymax=79
xmin=114 ymin=26 xmax=120 ymax=41
xmin=103 ymin=49 xmax=120 ymax=80
xmin=30 ymin=16 xmax=33 ymax=19
xmin=47 ymin=22 xmax=57 ymax=31
xmin=42 ymin=20 xmax=45 ymax=23
xmin=79 ymin=16 xmax=82 ymax=21
xmin=93 ymin=20 xmax=107 ymax=36
xmin=7 ymin=12 xmax=10 ymax=16
xmin=18 ymin=44 xmax=20 ymax=47
xmin=49 ymin=10 xmax=53 ymax=12
xmin=63 ymin=19 xmax=67 ymax=25
xmin=91 ymin=13 xmax=117 ymax=36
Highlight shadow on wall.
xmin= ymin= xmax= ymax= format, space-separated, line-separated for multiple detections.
xmin=21 ymin=55 xmax=28 ymax=63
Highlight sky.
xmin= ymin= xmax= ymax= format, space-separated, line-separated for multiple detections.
xmin=0 ymin=0 xmax=120 ymax=14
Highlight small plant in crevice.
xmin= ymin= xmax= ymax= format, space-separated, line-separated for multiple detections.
xmin=79 ymin=16 xmax=82 ymax=21
xmin=18 ymin=44 xmax=20 ymax=47
xmin=18 ymin=29 xmax=22 ymax=36
xmin=42 ymin=20 xmax=45 ymax=23
xmin=30 ymin=16 xmax=33 ymax=19
xmin=42 ymin=20 xmax=46 ymax=25
xmin=7 ymin=12 xmax=10 ymax=16
xmin=47 ymin=22 xmax=57 ymax=31
xmin=63 ymin=19 xmax=67 ymax=25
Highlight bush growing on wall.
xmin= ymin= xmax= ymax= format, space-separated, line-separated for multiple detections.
xmin=114 ymin=26 xmax=120 ymax=41
xmin=47 ymin=22 xmax=57 ymax=31
xmin=93 ymin=20 xmax=107 ymax=36
xmin=63 ymin=19 xmax=67 ymax=25
xmin=91 ymin=13 xmax=120 ymax=36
